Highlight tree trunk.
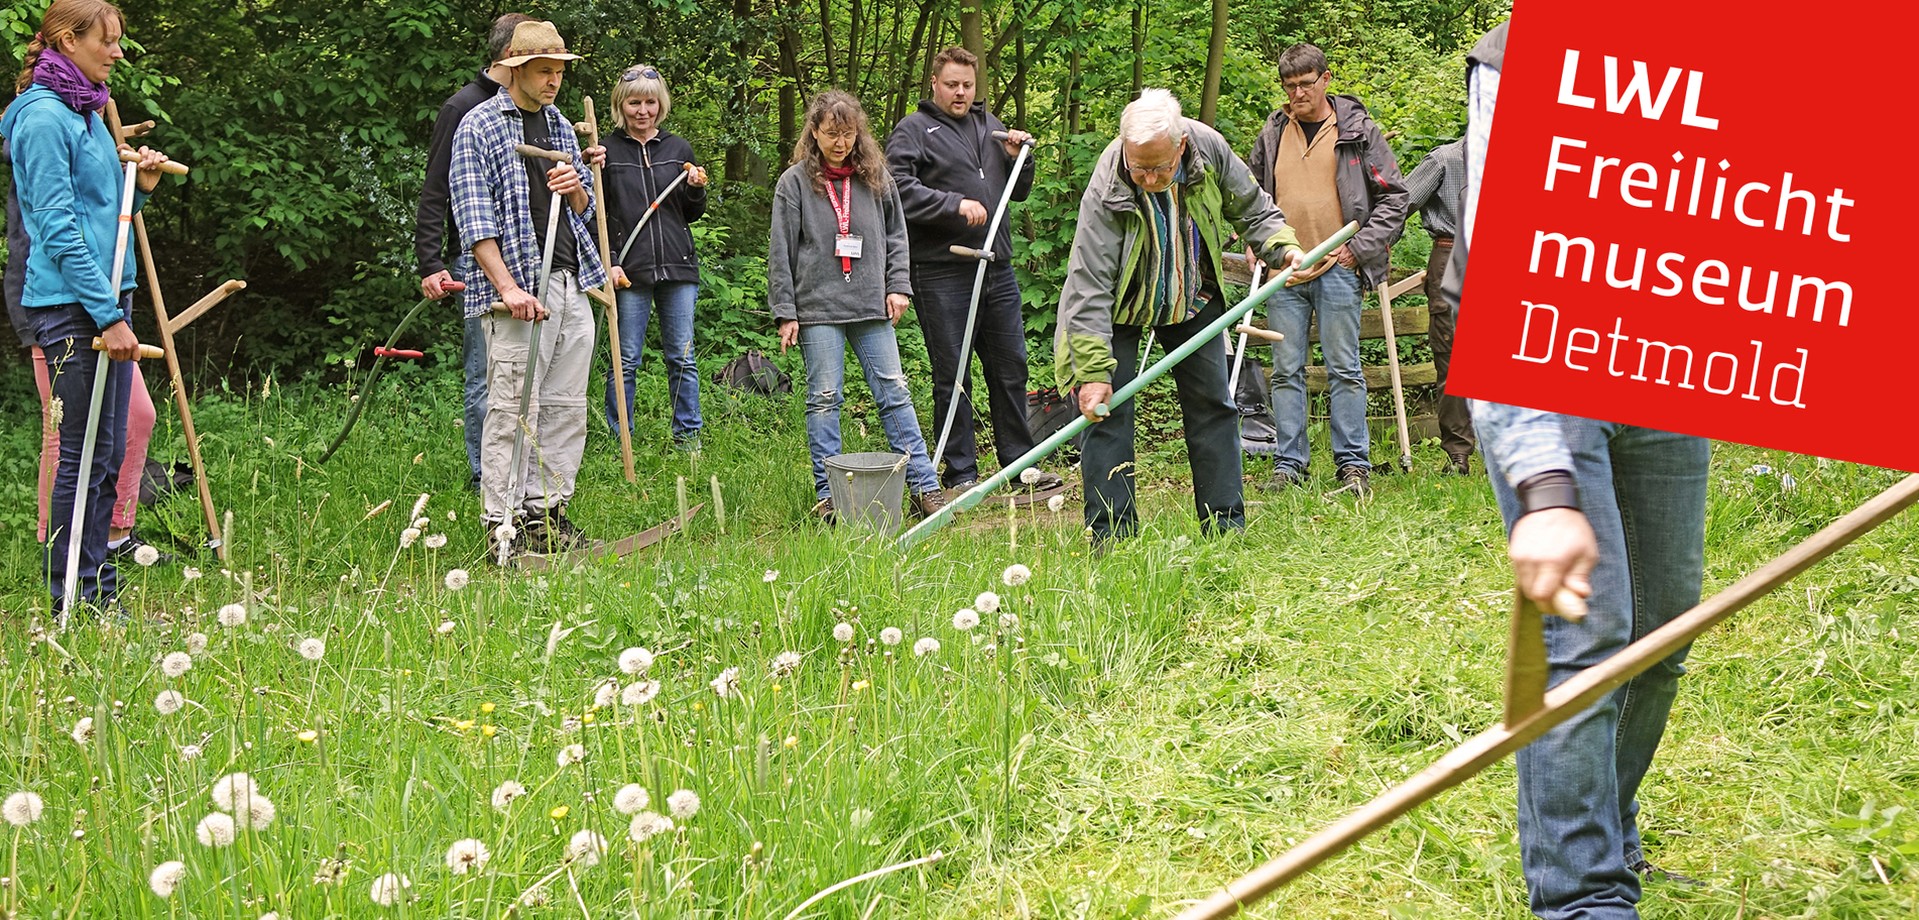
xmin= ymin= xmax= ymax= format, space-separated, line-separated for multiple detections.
xmin=820 ymin=0 xmax=840 ymax=87
xmin=1011 ymin=25 xmax=1027 ymax=128
xmin=893 ymin=0 xmax=934 ymax=123
xmin=1199 ymin=0 xmax=1227 ymax=124
xmin=845 ymin=0 xmax=862 ymax=94
xmin=1066 ymin=42 xmax=1082 ymax=136
xmin=725 ymin=0 xmax=755 ymax=181
xmin=1131 ymin=1 xmax=1146 ymax=98
xmin=778 ymin=20 xmax=803 ymax=160
xmin=960 ymin=1 xmax=985 ymax=85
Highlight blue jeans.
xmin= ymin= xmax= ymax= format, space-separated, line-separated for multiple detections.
xmin=912 ymin=261 xmax=1036 ymax=487
xmin=797 ymin=319 xmax=939 ymax=499
xmin=31 ymin=300 xmax=133 ymax=612
xmin=463 ymin=313 xmax=487 ymax=479
xmin=1268 ymin=264 xmax=1368 ymax=473
xmin=1081 ymin=297 xmax=1243 ymax=541
xmin=1482 ymin=417 xmax=1709 ymax=919
xmin=603 ymin=280 xmax=702 ymax=440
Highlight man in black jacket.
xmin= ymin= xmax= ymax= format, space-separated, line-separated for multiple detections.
xmin=885 ymin=46 xmax=1061 ymax=493
xmin=415 ymin=12 xmax=530 ymax=487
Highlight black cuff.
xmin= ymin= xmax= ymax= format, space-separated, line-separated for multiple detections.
xmin=1515 ymin=470 xmax=1578 ymax=517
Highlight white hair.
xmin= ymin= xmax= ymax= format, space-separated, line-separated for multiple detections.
xmin=1119 ymin=88 xmax=1186 ymax=146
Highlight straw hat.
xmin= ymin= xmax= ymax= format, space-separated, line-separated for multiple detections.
xmin=497 ymin=20 xmax=581 ymax=67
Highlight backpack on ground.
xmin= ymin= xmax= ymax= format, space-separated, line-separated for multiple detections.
xmin=713 ymin=349 xmax=792 ymax=397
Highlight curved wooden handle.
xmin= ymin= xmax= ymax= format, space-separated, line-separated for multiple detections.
xmin=119 ymin=150 xmax=190 ymax=175
xmin=514 ymin=144 xmax=571 ymax=163
xmin=115 ymin=119 xmax=156 ymax=141
xmin=948 ymin=244 xmax=993 ymax=261
xmin=91 ymin=338 xmax=165 ymax=360
xmin=1234 ymin=324 xmax=1285 ymax=343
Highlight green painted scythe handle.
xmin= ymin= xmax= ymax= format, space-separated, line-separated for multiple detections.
xmin=896 ymin=222 xmax=1359 ymax=551
xmin=319 ymin=284 xmax=464 ymax=463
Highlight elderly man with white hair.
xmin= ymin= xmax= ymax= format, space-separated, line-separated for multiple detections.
xmin=1054 ymin=88 xmax=1303 ymax=546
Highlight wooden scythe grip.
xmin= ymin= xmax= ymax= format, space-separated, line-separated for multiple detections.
xmin=91 ymin=338 xmax=166 ymax=360
xmin=115 ymin=119 xmax=156 ymax=141
xmin=514 ymin=144 xmax=571 ymax=163
xmin=119 ymin=149 xmax=190 ymax=175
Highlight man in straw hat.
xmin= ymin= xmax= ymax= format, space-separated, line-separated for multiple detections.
xmin=450 ymin=18 xmax=607 ymax=559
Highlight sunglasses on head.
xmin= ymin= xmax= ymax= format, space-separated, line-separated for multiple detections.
xmin=621 ymin=67 xmax=661 ymax=82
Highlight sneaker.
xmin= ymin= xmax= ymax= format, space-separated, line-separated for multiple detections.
xmin=1334 ymin=464 xmax=1373 ymax=499
xmin=910 ymin=489 xmax=949 ymax=518
xmin=110 ymin=532 xmax=175 ymax=565
xmin=1014 ymin=469 xmax=1064 ymax=492
xmin=1628 ymin=859 xmax=1701 ymax=888
xmin=1446 ymin=452 xmax=1472 ymax=476
xmin=1258 ymin=467 xmax=1306 ymax=492
xmin=811 ymin=496 xmax=837 ymax=525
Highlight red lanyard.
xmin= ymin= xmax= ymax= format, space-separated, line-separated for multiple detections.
xmin=823 ymin=177 xmax=854 ymax=278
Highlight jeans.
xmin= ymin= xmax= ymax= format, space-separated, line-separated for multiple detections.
xmin=1081 ymin=298 xmax=1243 ymax=541
xmin=603 ymin=279 xmax=702 ymax=440
xmin=1481 ymin=416 xmax=1709 ymax=919
xmin=33 ymin=300 xmax=133 ymax=611
xmin=912 ymin=261 xmax=1036 ymax=487
xmin=463 ymin=312 xmax=488 ymax=479
xmin=797 ymin=319 xmax=940 ymax=499
xmin=36 ymin=348 xmax=153 ymax=538
xmin=480 ymin=271 xmax=594 ymax=524
xmin=1425 ymin=239 xmax=1474 ymax=458
xmin=1268 ymin=264 xmax=1368 ymax=473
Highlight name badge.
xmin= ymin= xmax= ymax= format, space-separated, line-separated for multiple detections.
xmin=835 ymin=234 xmax=864 ymax=259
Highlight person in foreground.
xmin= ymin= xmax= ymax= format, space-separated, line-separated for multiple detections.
xmin=1054 ymin=88 xmax=1301 ymax=547
xmin=1449 ymin=21 xmax=1710 ymax=918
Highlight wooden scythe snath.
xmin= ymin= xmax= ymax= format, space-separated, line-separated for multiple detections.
xmin=1174 ymin=472 xmax=1919 ymax=920
xmin=573 ymin=98 xmax=637 ymax=483
xmin=105 ymin=100 xmax=245 ymax=562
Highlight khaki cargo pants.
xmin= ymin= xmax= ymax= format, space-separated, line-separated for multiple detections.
xmin=480 ymin=269 xmax=595 ymax=525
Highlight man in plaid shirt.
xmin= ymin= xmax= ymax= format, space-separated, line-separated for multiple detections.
xmin=450 ymin=19 xmax=607 ymax=557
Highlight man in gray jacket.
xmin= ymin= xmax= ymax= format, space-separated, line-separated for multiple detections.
xmin=1245 ymin=43 xmax=1411 ymax=498
xmin=1055 ymin=89 xmax=1301 ymax=546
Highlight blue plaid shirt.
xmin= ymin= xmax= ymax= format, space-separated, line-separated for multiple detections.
xmin=449 ymin=88 xmax=606 ymax=319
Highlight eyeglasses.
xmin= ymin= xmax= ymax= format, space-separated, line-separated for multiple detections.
xmin=1126 ymin=161 xmax=1178 ymax=179
xmin=815 ymin=128 xmax=858 ymax=142
xmin=621 ymin=67 xmax=661 ymax=82
xmin=1282 ymin=72 xmax=1326 ymax=94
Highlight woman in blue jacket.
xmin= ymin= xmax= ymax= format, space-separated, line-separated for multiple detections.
xmin=2 ymin=0 xmax=172 ymax=614
xmin=602 ymin=64 xmax=708 ymax=451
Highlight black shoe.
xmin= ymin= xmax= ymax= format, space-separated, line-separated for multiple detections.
xmin=1258 ymin=468 xmax=1306 ymax=492
xmin=110 ymin=533 xmax=175 ymax=566
xmin=529 ymin=509 xmax=587 ymax=554
xmin=1446 ymin=452 xmax=1472 ymax=476
xmin=1334 ymin=464 xmax=1373 ymax=499
xmin=1628 ymin=859 xmax=1701 ymax=888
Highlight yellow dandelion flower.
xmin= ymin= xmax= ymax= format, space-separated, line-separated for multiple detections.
xmin=852 ymin=679 xmax=871 ymax=692
xmin=771 ymin=683 xmax=783 ymax=693
xmin=783 ymin=735 xmax=799 ymax=749
xmin=581 ymin=712 xmax=595 ymax=725
xmin=481 ymin=724 xmax=497 ymax=738
xmin=549 ymin=805 xmax=570 ymax=820
xmin=480 ymin=702 xmax=496 ymax=714
xmin=454 ymin=719 xmax=475 ymax=732
xmin=692 ymin=701 xmax=705 ymax=712
xmin=296 ymin=729 xmax=320 ymax=743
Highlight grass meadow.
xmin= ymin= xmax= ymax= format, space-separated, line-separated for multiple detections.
xmin=0 ymin=356 xmax=1915 ymax=919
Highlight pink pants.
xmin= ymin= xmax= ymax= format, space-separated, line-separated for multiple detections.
xmin=34 ymin=345 xmax=154 ymax=540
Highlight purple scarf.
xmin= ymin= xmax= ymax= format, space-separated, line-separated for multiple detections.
xmin=32 ymin=47 xmax=109 ymax=116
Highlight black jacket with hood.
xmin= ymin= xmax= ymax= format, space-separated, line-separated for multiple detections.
xmin=884 ymin=100 xmax=1035 ymax=266
xmin=1245 ymin=93 xmax=1410 ymax=288
xmin=603 ymin=129 xmax=706 ymax=285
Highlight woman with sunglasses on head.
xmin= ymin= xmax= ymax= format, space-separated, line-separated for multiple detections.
xmin=1 ymin=0 xmax=173 ymax=613
xmin=769 ymin=90 xmax=944 ymax=523
xmin=601 ymin=64 xmax=708 ymax=451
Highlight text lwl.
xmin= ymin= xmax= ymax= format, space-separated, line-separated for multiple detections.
xmin=1513 ymin=301 xmax=1808 ymax=408
xmin=1557 ymin=49 xmax=1719 ymax=129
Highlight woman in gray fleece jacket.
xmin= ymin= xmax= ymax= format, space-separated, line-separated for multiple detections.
xmin=769 ymin=90 xmax=944 ymax=522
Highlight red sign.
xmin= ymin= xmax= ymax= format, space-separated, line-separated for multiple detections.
xmin=1449 ymin=3 xmax=1913 ymax=473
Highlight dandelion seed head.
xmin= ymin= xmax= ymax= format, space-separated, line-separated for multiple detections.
xmin=617 ymin=646 xmax=654 ymax=675
xmin=621 ymin=679 xmax=661 ymax=706
xmin=490 ymin=780 xmax=526 ymax=811
xmin=879 ymin=627 xmax=903 ymax=646
xmin=399 ymin=528 xmax=421 ymax=549
xmin=297 ymin=637 xmax=325 ymax=661
xmin=195 ymin=812 xmax=237 ymax=848
xmin=182 ymin=566 xmax=203 ymax=581
xmin=913 ymin=637 xmax=941 ymax=657
xmin=613 ymin=783 xmax=650 ymax=815
xmin=592 ymin=678 xmax=619 ymax=709
xmin=423 ymin=532 xmax=448 ymax=549
xmin=368 ymin=872 xmax=411 ymax=907
xmin=952 ymin=609 xmax=979 ymax=631
xmin=210 ymin=773 xmax=258 ymax=812
xmin=763 ymin=569 xmax=779 ymax=583
xmin=444 ymin=568 xmax=471 ymax=591
xmin=161 ymin=651 xmax=193 ymax=677
xmin=70 ymin=716 xmax=94 ymax=746
xmin=973 ymin=591 xmax=1001 ymax=614
xmin=1046 ymin=494 xmax=1067 ymax=513
xmin=556 ymin=744 xmax=586 ymax=767
xmin=2 ymin=791 xmax=44 ymax=826
xmin=444 ymin=838 xmax=490 ymax=874
xmin=217 ymin=603 xmax=247 ymax=628
xmin=628 ymin=810 xmax=674 ymax=842
xmin=184 ymin=632 xmax=208 ymax=654
xmin=710 ymin=667 xmax=740 ymax=699
xmin=242 ymin=794 xmax=277 ymax=830
xmin=666 ymin=789 xmax=701 ymax=820
xmin=769 ymin=650 xmax=801 ymax=678
xmin=154 ymin=690 xmax=186 ymax=715
xmin=999 ymin=612 xmax=1021 ymax=631
xmin=148 ymin=860 xmax=186 ymax=898
xmin=436 ymin=620 xmax=455 ymax=635
xmin=564 ymin=829 xmax=607 ymax=868
xmin=1020 ymin=467 xmax=1044 ymax=484
xmin=1002 ymin=563 xmax=1032 ymax=586
xmin=832 ymin=622 xmax=854 ymax=643
xmin=179 ymin=744 xmax=202 ymax=762
xmin=133 ymin=543 xmax=161 ymax=566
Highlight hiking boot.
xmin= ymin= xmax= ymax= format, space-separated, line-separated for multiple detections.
xmin=1446 ymin=452 xmax=1472 ymax=476
xmin=811 ymin=496 xmax=837 ymax=525
xmin=1014 ymin=469 xmax=1065 ymax=492
xmin=485 ymin=521 xmax=530 ymax=564
xmin=945 ymin=477 xmax=980 ymax=494
xmin=910 ymin=489 xmax=949 ymax=519
xmin=110 ymin=532 xmax=175 ymax=566
xmin=672 ymin=435 xmax=703 ymax=454
xmin=1334 ymin=464 xmax=1373 ymax=499
xmin=525 ymin=510 xmax=587 ymax=555
xmin=1628 ymin=859 xmax=1701 ymax=888
xmin=1258 ymin=467 xmax=1306 ymax=492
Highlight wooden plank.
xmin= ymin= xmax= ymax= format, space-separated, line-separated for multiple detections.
xmin=1300 ymin=361 xmax=1439 ymax=392
xmin=1384 ymin=269 xmax=1427 ymax=301
xmin=1304 ymin=306 xmax=1430 ymax=341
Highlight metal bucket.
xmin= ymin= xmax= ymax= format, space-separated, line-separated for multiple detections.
xmin=824 ymin=451 xmax=908 ymax=533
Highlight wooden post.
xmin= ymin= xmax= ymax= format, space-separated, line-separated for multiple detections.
xmin=579 ymin=98 xmax=636 ymax=482
xmin=1376 ymin=281 xmax=1413 ymax=472
xmin=105 ymin=100 xmax=231 ymax=561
